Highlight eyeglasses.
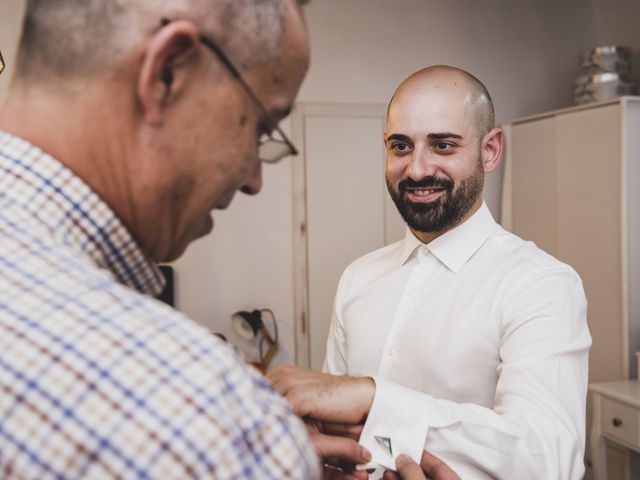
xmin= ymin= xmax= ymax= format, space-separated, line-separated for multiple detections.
xmin=0 ymin=50 xmax=4 ymax=75
xmin=160 ymin=19 xmax=298 ymax=164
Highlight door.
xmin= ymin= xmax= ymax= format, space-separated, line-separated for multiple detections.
xmin=291 ymin=103 xmax=406 ymax=370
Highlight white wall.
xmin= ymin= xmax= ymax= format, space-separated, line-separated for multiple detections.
xmin=591 ymin=0 xmax=640 ymax=78
xmin=0 ymin=0 xmax=627 ymax=367
xmin=592 ymin=0 xmax=640 ymax=48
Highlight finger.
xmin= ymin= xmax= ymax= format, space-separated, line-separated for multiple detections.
xmin=341 ymin=469 xmax=369 ymax=480
xmin=323 ymin=464 xmax=369 ymax=480
xmin=265 ymin=364 xmax=294 ymax=389
xmin=395 ymin=454 xmax=427 ymax=480
xmin=324 ymin=469 xmax=368 ymax=480
xmin=420 ymin=451 xmax=460 ymax=480
xmin=312 ymin=432 xmax=372 ymax=465
xmin=322 ymin=422 xmax=364 ymax=439
xmin=382 ymin=470 xmax=401 ymax=480
xmin=349 ymin=471 xmax=370 ymax=480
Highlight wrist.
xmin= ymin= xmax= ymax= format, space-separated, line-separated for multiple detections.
xmin=356 ymin=376 xmax=375 ymax=420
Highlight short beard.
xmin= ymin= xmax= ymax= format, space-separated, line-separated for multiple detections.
xmin=387 ymin=159 xmax=484 ymax=234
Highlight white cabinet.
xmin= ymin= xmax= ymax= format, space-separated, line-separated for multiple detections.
xmin=590 ymin=380 xmax=640 ymax=480
xmin=502 ymin=97 xmax=640 ymax=478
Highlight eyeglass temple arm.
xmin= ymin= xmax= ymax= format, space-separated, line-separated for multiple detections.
xmin=160 ymin=18 xmax=297 ymax=156
xmin=198 ymin=35 xmax=298 ymax=155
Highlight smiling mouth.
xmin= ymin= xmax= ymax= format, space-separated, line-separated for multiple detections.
xmin=406 ymin=188 xmax=446 ymax=202
xmin=410 ymin=188 xmax=444 ymax=196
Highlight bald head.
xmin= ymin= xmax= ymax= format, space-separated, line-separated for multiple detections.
xmin=16 ymin=0 xmax=294 ymax=83
xmin=388 ymin=65 xmax=495 ymax=140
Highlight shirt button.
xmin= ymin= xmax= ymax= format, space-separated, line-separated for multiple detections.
xmin=388 ymin=348 xmax=395 ymax=357
xmin=409 ymin=291 xmax=416 ymax=298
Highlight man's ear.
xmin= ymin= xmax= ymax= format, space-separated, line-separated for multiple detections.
xmin=137 ymin=20 xmax=200 ymax=126
xmin=480 ymin=127 xmax=503 ymax=174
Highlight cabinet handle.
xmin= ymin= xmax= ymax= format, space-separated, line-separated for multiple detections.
xmin=612 ymin=417 xmax=623 ymax=427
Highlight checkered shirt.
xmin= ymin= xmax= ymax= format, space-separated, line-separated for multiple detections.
xmin=0 ymin=132 xmax=320 ymax=479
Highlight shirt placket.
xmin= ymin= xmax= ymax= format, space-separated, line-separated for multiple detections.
xmin=378 ymin=246 xmax=433 ymax=378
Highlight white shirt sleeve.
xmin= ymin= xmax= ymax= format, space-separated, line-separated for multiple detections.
xmin=360 ymin=266 xmax=591 ymax=479
xmin=323 ymin=270 xmax=350 ymax=375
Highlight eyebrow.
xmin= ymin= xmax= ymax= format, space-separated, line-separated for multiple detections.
xmin=386 ymin=133 xmax=412 ymax=142
xmin=386 ymin=132 xmax=463 ymax=143
xmin=427 ymin=132 xmax=463 ymax=140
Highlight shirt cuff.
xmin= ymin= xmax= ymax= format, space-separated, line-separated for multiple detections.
xmin=357 ymin=377 xmax=430 ymax=471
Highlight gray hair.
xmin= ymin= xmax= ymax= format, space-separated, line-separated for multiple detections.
xmin=16 ymin=0 xmax=287 ymax=80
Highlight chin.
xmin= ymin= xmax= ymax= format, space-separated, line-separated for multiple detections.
xmin=159 ymin=249 xmax=184 ymax=264
xmin=151 ymin=214 xmax=214 ymax=263
xmin=151 ymin=236 xmax=192 ymax=264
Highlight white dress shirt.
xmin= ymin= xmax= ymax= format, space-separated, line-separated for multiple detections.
xmin=323 ymin=202 xmax=591 ymax=479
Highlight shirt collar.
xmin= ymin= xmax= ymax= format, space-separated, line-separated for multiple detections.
xmin=397 ymin=202 xmax=498 ymax=273
xmin=0 ymin=131 xmax=165 ymax=296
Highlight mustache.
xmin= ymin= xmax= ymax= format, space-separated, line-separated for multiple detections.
xmin=398 ymin=177 xmax=453 ymax=193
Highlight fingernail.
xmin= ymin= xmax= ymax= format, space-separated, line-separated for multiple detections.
xmin=362 ymin=446 xmax=372 ymax=461
xmin=396 ymin=454 xmax=410 ymax=465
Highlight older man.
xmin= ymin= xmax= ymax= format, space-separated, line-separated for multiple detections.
xmin=0 ymin=1 xmax=355 ymax=478
xmin=270 ymin=66 xmax=591 ymax=479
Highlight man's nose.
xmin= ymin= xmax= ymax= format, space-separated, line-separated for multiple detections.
xmin=240 ymin=161 xmax=263 ymax=195
xmin=406 ymin=148 xmax=439 ymax=180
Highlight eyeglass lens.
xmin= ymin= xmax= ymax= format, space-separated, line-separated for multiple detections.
xmin=259 ymin=137 xmax=292 ymax=164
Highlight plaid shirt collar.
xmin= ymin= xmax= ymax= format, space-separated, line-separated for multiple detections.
xmin=0 ymin=131 xmax=164 ymax=296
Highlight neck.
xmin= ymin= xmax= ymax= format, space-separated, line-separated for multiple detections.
xmin=411 ymin=198 xmax=483 ymax=245
xmin=0 ymin=81 xmax=140 ymax=234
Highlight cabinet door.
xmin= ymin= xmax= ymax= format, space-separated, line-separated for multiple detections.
xmin=510 ymin=105 xmax=624 ymax=383
xmin=556 ymin=105 xmax=623 ymax=382
xmin=510 ymin=116 xmax=558 ymax=255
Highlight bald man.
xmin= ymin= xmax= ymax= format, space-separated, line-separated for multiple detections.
xmin=0 ymin=1 xmax=332 ymax=478
xmin=270 ymin=66 xmax=591 ymax=479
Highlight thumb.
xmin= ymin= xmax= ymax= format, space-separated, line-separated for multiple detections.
xmin=420 ymin=451 xmax=460 ymax=480
xmin=395 ymin=454 xmax=426 ymax=480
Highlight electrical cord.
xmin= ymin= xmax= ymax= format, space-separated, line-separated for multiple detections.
xmin=258 ymin=308 xmax=278 ymax=362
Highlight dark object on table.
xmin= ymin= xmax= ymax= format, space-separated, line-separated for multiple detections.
xmin=156 ymin=265 xmax=175 ymax=306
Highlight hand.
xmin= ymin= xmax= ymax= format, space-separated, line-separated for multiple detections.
xmin=268 ymin=365 xmax=375 ymax=424
xmin=305 ymin=420 xmax=371 ymax=469
xmin=323 ymin=464 xmax=370 ymax=480
xmin=382 ymin=452 xmax=460 ymax=480
xmin=319 ymin=424 xmax=371 ymax=480
xmin=268 ymin=365 xmax=375 ymax=474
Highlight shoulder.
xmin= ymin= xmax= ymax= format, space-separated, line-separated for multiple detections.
xmin=339 ymin=238 xmax=405 ymax=284
xmin=486 ymin=227 xmax=586 ymax=315
xmin=488 ymin=226 xmax=582 ymax=281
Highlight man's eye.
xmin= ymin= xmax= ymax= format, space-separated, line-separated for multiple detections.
xmin=434 ymin=142 xmax=453 ymax=151
xmin=391 ymin=142 xmax=411 ymax=153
